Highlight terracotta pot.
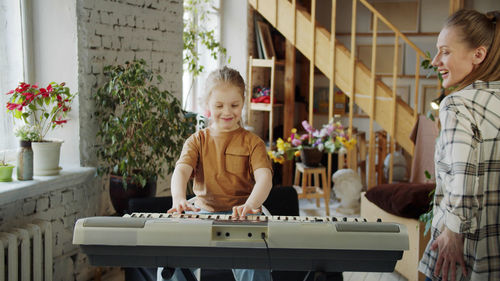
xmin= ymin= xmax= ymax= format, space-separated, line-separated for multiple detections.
xmin=300 ymin=147 xmax=323 ymax=167
xmin=109 ymin=175 xmax=157 ymax=215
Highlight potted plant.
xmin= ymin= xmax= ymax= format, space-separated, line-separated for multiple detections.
xmin=268 ymin=119 xmax=356 ymax=166
xmin=93 ymin=59 xmax=193 ymax=214
xmin=6 ymin=82 xmax=76 ymax=176
xmin=0 ymin=154 xmax=15 ymax=182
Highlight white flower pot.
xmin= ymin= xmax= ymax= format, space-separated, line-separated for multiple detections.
xmin=32 ymin=140 xmax=63 ymax=176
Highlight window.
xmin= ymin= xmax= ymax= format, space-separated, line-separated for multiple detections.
xmin=182 ymin=0 xmax=223 ymax=114
xmin=0 ymin=1 xmax=24 ymax=158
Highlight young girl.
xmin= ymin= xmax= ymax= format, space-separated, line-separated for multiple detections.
xmin=159 ymin=66 xmax=273 ymax=281
xmin=418 ymin=9 xmax=500 ymax=281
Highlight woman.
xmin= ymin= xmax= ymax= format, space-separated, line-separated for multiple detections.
xmin=418 ymin=9 xmax=500 ymax=281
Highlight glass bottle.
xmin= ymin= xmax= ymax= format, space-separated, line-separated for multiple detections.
xmin=17 ymin=140 xmax=33 ymax=180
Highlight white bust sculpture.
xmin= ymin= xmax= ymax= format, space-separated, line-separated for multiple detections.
xmin=332 ymin=169 xmax=363 ymax=215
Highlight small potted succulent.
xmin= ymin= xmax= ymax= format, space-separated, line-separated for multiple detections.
xmin=0 ymin=154 xmax=15 ymax=182
xmin=6 ymin=82 xmax=77 ymax=176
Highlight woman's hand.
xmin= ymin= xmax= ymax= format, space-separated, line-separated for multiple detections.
xmin=431 ymin=227 xmax=467 ymax=281
xmin=232 ymin=203 xmax=261 ymax=218
xmin=167 ymin=198 xmax=200 ymax=214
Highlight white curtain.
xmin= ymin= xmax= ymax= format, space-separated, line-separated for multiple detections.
xmin=0 ymin=1 xmax=24 ymax=154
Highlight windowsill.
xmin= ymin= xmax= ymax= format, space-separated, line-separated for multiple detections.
xmin=0 ymin=166 xmax=97 ymax=206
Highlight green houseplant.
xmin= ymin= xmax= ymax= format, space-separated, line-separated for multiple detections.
xmin=6 ymin=82 xmax=76 ymax=176
xmin=183 ymin=0 xmax=227 ymax=78
xmin=93 ymin=59 xmax=194 ymax=214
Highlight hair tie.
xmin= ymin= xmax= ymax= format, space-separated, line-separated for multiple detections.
xmin=486 ymin=10 xmax=500 ymax=24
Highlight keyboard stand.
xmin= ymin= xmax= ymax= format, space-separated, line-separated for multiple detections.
xmin=303 ymin=271 xmax=329 ymax=281
xmin=161 ymin=267 xmax=199 ymax=281
xmin=163 ymin=267 xmax=329 ymax=281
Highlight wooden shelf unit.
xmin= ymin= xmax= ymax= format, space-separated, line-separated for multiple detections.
xmin=249 ymin=102 xmax=283 ymax=111
xmin=247 ymin=56 xmax=282 ymax=148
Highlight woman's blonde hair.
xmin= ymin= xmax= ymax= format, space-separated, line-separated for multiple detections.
xmin=202 ymin=66 xmax=246 ymax=108
xmin=445 ymin=9 xmax=500 ymax=90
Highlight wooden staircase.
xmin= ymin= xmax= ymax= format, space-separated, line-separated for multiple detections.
xmin=249 ymin=0 xmax=430 ymax=187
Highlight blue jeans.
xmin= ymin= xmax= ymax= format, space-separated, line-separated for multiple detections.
xmin=157 ymin=209 xmax=271 ymax=281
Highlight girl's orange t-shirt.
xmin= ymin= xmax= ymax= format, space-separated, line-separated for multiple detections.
xmin=176 ymin=127 xmax=272 ymax=212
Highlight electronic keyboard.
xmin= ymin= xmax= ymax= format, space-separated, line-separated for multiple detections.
xmin=73 ymin=213 xmax=409 ymax=272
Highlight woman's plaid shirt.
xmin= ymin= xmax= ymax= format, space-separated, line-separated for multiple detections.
xmin=419 ymin=81 xmax=500 ymax=280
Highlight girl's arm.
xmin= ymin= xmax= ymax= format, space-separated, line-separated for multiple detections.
xmin=232 ymin=167 xmax=273 ymax=217
xmin=168 ymin=163 xmax=200 ymax=213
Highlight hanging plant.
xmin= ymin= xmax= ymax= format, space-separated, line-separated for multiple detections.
xmin=183 ymin=0 xmax=229 ymax=78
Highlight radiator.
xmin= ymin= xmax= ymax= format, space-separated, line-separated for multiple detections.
xmin=0 ymin=220 xmax=52 ymax=281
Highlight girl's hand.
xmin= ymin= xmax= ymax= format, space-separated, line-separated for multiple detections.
xmin=167 ymin=198 xmax=200 ymax=214
xmin=431 ymin=227 xmax=467 ymax=281
xmin=232 ymin=204 xmax=261 ymax=218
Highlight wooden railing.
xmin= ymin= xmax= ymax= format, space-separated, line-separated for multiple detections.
xmin=249 ymin=0 xmax=434 ymax=188
xmin=357 ymin=0 xmax=426 ymax=187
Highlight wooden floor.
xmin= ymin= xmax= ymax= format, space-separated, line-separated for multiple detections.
xmin=299 ymin=197 xmax=408 ymax=281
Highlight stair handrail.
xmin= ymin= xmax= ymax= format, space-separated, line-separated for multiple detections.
xmin=356 ymin=0 xmax=429 ymax=186
xmin=250 ymin=0 xmax=437 ymax=187
xmin=359 ymin=0 xmax=427 ymax=59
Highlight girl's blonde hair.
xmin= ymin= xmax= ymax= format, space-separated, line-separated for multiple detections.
xmin=202 ymin=66 xmax=246 ymax=108
xmin=445 ymin=9 xmax=500 ymax=91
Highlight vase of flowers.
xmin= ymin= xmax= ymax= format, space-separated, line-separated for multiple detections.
xmin=299 ymin=147 xmax=324 ymax=167
xmin=268 ymin=119 xmax=357 ymax=166
xmin=6 ymin=82 xmax=76 ymax=176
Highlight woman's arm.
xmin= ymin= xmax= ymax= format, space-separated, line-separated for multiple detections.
xmin=438 ymin=97 xmax=480 ymax=234
xmin=168 ymin=163 xmax=199 ymax=213
xmin=232 ymin=167 xmax=273 ymax=217
xmin=431 ymin=96 xmax=477 ymax=280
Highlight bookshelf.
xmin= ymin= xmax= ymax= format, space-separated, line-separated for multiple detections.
xmin=247 ymin=56 xmax=283 ymax=148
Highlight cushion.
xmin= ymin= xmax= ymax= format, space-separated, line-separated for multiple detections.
xmin=365 ymin=183 xmax=435 ymax=219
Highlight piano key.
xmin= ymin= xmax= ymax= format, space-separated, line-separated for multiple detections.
xmin=219 ymin=215 xmax=230 ymax=220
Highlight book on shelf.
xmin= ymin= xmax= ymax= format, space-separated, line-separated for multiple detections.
xmin=255 ymin=21 xmax=275 ymax=59
xmin=254 ymin=17 xmax=265 ymax=59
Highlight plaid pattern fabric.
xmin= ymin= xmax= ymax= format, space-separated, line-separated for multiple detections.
xmin=419 ymin=81 xmax=500 ymax=280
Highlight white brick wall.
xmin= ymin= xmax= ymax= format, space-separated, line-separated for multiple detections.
xmin=78 ymin=0 xmax=183 ymax=167
xmin=0 ymin=171 xmax=101 ymax=281
xmin=75 ymin=0 xmax=183 ymax=277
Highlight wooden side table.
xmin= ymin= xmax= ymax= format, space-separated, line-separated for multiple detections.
xmin=293 ymin=163 xmax=330 ymax=216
